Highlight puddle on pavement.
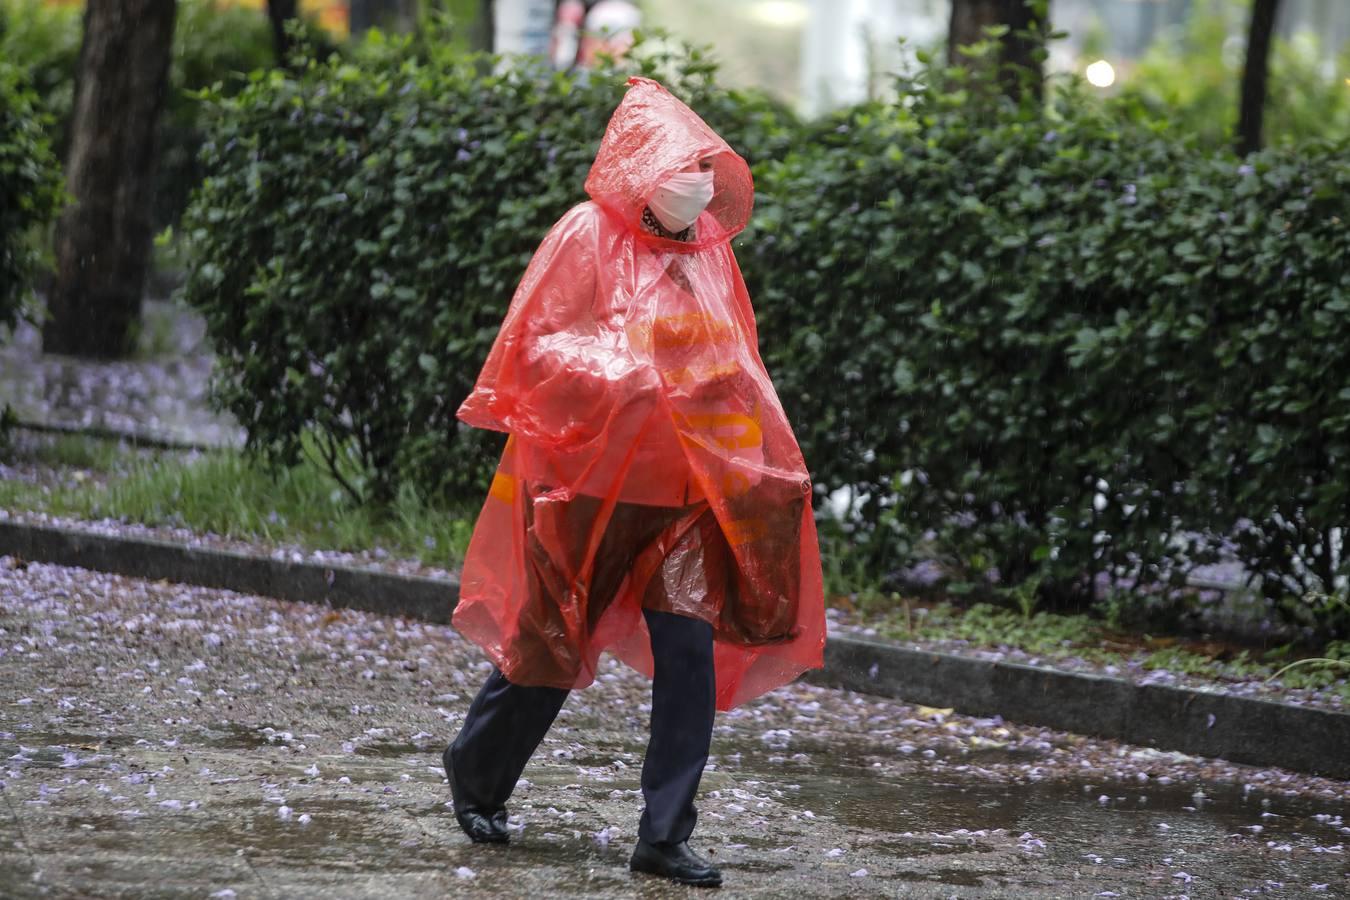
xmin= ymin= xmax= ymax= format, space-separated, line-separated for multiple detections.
xmin=713 ymin=742 xmax=1348 ymax=886
xmin=356 ymin=741 xmax=423 ymax=758
xmin=198 ymin=724 xmax=268 ymax=751
xmin=100 ymin=797 xmax=448 ymax=872
xmin=889 ymin=867 xmax=994 ymax=887
xmin=823 ymin=767 xmax=1338 ymax=844
xmin=574 ymin=729 xmax=1349 ymax=889
xmin=198 ymin=722 xmax=288 ymax=750
xmin=6 ymin=720 xmax=1346 ymax=890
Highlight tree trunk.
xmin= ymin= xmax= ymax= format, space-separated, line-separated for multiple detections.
xmin=266 ymin=0 xmax=298 ymax=66
xmin=349 ymin=0 xmax=376 ymax=33
xmin=948 ymin=0 xmax=1002 ymax=60
xmin=43 ymin=0 xmax=176 ymax=359
xmin=947 ymin=0 xmax=1048 ymax=101
xmin=1237 ymin=0 xmax=1282 ymax=156
xmin=478 ymin=0 xmax=494 ymax=52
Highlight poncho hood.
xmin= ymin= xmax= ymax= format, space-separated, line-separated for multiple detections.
xmin=584 ymin=76 xmax=754 ymax=253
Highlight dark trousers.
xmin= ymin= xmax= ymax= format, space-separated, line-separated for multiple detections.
xmin=448 ymin=608 xmax=716 ymax=846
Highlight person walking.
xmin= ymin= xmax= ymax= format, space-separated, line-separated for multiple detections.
xmin=443 ymin=76 xmax=825 ymax=888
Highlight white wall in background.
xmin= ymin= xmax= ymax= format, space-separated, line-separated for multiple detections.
xmin=495 ymin=0 xmax=557 ymax=56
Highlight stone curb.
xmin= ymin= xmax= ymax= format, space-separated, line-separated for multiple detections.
xmin=12 ymin=418 xmax=238 ymax=454
xmin=2 ymin=520 xmax=1346 ymax=780
xmin=0 ymin=521 xmax=455 ymax=625
xmin=803 ymin=637 xmax=1350 ymax=780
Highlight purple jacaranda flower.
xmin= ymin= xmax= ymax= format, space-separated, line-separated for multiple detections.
xmin=455 ymin=148 xmax=471 ymax=163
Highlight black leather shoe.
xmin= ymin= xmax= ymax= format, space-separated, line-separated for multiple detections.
xmin=442 ymin=744 xmax=509 ymax=844
xmin=629 ymin=838 xmax=723 ymax=888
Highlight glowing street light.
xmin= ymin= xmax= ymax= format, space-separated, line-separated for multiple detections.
xmin=1086 ymin=59 xmax=1116 ymax=88
xmin=746 ymin=1 xmax=809 ymax=28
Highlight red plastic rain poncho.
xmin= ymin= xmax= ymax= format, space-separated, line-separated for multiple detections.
xmin=453 ymin=76 xmax=825 ymax=710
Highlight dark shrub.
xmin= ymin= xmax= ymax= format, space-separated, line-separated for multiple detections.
xmin=181 ymin=34 xmax=795 ymax=504
xmin=742 ymin=67 xmax=1350 ymax=635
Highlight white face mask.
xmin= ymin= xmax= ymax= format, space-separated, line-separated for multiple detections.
xmin=648 ymin=170 xmax=715 ymax=234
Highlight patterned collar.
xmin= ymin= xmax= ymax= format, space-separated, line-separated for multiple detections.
xmin=641 ymin=206 xmax=695 ymax=242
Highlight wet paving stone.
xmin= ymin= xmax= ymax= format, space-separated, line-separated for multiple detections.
xmin=0 ymin=301 xmax=241 ymax=448
xmin=0 ymin=560 xmax=1346 ymax=898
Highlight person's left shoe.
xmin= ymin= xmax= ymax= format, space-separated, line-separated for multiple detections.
xmin=629 ymin=838 xmax=723 ymax=888
xmin=442 ymin=744 xmax=510 ymax=844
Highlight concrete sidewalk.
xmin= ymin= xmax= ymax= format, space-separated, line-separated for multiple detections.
xmin=1 ymin=560 xmax=1346 ymax=898
xmin=3 ymin=517 xmax=1344 ymax=780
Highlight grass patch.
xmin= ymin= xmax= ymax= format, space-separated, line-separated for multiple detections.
xmin=855 ymin=599 xmax=1350 ymax=703
xmin=6 ymin=433 xmax=1347 ymax=701
xmin=20 ymin=432 xmax=129 ymax=470
xmin=1 ymin=433 xmax=475 ymax=567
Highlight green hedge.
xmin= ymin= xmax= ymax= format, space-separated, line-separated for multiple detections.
xmin=0 ymin=0 xmax=285 ymax=231
xmin=180 ymin=34 xmax=796 ymax=505
xmin=0 ymin=58 xmax=61 ymax=448
xmin=182 ymin=43 xmax=1349 ymax=638
xmin=741 ymin=70 xmax=1349 ymax=636
xmin=0 ymin=59 xmax=61 ymax=328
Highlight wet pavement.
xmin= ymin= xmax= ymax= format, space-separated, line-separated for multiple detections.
xmin=1 ymin=560 xmax=1346 ymax=898
xmin=0 ymin=300 xmax=241 ymax=448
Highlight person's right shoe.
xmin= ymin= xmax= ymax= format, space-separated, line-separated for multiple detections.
xmin=442 ymin=744 xmax=510 ymax=844
xmin=629 ymin=838 xmax=723 ymax=888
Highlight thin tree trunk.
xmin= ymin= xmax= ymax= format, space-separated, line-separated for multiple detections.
xmin=1238 ymin=0 xmax=1282 ymax=155
xmin=266 ymin=0 xmax=299 ymax=66
xmin=948 ymin=0 xmax=1003 ymax=64
xmin=478 ymin=0 xmax=494 ymax=52
xmin=44 ymin=0 xmax=176 ymax=359
xmin=947 ymin=0 xmax=1048 ymax=101
xmin=349 ymin=0 xmax=374 ymax=33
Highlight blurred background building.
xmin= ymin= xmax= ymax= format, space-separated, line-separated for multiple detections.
xmin=640 ymin=0 xmax=1350 ymax=115
xmin=26 ymin=0 xmax=1350 ymax=118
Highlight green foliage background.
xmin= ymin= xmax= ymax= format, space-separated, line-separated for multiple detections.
xmin=0 ymin=0 xmax=311 ymax=231
xmin=3 ymin=1 xmax=1348 ymax=639
xmin=1116 ymin=0 xmax=1350 ymax=148
xmin=744 ymin=62 xmax=1349 ymax=637
xmin=179 ymin=33 xmax=795 ymax=505
xmin=0 ymin=58 xmax=61 ymax=448
xmin=179 ymin=33 xmax=1350 ymax=638
xmin=0 ymin=59 xmax=61 ymax=328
